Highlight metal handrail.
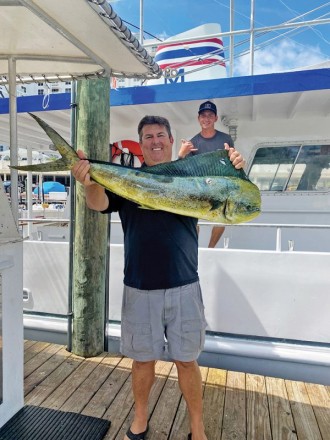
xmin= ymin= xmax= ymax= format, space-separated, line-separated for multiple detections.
xmin=198 ymin=222 xmax=330 ymax=229
xmin=19 ymin=217 xmax=330 ymax=229
xmin=19 ymin=217 xmax=330 ymax=252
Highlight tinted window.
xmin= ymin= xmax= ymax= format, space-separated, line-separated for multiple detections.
xmin=248 ymin=145 xmax=330 ymax=192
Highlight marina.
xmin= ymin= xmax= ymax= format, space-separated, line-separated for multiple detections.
xmin=1 ymin=0 xmax=330 ymax=437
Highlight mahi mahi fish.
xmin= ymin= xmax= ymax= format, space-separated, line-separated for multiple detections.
xmin=12 ymin=113 xmax=261 ymax=224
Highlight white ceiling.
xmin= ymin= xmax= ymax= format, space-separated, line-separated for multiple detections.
xmin=0 ymin=0 xmax=160 ymax=81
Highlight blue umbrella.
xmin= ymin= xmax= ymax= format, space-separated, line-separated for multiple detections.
xmin=33 ymin=181 xmax=66 ymax=195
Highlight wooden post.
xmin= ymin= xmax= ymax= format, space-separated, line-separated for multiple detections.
xmin=72 ymin=77 xmax=110 ymax=357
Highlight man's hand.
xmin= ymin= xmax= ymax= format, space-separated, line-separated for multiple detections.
xmin=178 ymin=139 xmax=198 ymax=159
xmin=224 ymin=143 xmax=246 ymax=169
xmin=72 ymin=150 xmax=97 ymax=187
xmin=72 ymin=150 xmax=109 ymax=211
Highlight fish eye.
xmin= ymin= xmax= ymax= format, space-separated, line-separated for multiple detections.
xmin=205 ymin=178 xmax=212 ymax=185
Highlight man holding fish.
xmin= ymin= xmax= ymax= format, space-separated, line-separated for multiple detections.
xmin=13 ymin=112 xmax=253 ymax=440
xmin=72 ymin=115 xmax=245 ymax=440
xmin=178 ymin=101 xmax=242 ymax=248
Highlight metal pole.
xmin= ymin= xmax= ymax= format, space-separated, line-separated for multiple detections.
xmin=26 ymin=148 xmax=33 ymax=237
xmin=8 ymin=56 xmax=19 ymax=226
xmin=142 ymin=17 xmax=330 ymax=49
xmin=67 ymin=80 xmax=77 ymax=353
xmin=104 ymin=210 xmax=111 ymax=352
xmin=249 ymin=0 xmax=255 ymax=75
xmin=229 ymin=0 xmax=234 ymax=77
xmin=139 ymin=0 xmax=144 ymax=44
xmin=38 ymin=173 xmax=43 ymax=203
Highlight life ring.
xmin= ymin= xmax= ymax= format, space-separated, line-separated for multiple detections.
xmin=111 ymin=140 xmax=144 ymax=168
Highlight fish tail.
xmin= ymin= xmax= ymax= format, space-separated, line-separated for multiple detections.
xmin=11 ymin=158 xmax=73 ymax=172
xmin=11 ymin=113 xmax=78 ymax=172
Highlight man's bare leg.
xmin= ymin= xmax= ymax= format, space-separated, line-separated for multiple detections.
xmin=175 ymin=360 xmax=207 ymax=440
xmin=124 ymin=360 xmax=155 ymax=440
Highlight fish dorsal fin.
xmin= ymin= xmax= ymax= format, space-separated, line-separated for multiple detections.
xmin=143 ymin=150 xmax=249 ymax=180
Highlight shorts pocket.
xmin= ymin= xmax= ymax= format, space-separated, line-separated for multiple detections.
xmin=181 ymin=319 xmax=206 ymax=353
xmin=123 ymin=321 xmax=153 ymax=354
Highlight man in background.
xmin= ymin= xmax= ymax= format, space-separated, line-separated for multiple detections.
xmin=178 ymin=101 xmax=242 ymax=248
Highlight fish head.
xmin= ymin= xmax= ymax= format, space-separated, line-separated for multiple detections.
xmin=223 ymin=178 xmax=261 ymax=223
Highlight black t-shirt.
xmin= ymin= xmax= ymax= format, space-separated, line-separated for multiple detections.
xmin=102 ymin=191 xmax=199 ymax=290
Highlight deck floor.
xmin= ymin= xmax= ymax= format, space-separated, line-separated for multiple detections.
xmin=24 ymin=340 xmax=330 ymax=440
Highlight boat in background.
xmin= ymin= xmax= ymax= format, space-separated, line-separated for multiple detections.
xmin=149 ymin=23 xmax=227 ymax=85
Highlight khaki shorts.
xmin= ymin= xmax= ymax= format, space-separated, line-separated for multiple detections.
xmin=120 ymin=281 xmax=207 ymax=362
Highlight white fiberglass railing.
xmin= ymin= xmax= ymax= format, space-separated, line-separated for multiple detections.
xmin=198 ymin=221 xmax=330 ymax=252
xmin=19 ymin=217 xmax=330 ymax=252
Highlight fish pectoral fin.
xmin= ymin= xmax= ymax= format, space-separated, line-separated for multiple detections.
xmin=138 ymin=204 xmax=157 ymax=210
xmin=210 ymin=200 xmax=223 ymax=211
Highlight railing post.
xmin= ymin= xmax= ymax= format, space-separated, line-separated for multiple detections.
xmin=276 ymin=227 xmax=282 ymax=251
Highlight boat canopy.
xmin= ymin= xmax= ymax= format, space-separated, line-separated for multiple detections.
xmin=0 ymin=0 xmax=161 ymax=83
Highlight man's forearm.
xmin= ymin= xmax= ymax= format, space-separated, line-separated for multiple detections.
xmin=84 ymin=184 xmax=109 ymax=212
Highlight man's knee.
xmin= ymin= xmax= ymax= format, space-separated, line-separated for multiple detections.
xmin=133 ymin=359 xmax=155 ymax=370
xmin=174 ymin=359 xmax=197 ymax=371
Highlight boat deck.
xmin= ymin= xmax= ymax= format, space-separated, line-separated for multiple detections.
xmin=24 ymin=340 xmax=330 ymax=440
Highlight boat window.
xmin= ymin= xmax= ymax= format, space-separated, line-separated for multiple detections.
xmin=248 ymin=144 xmax=330 ymax=191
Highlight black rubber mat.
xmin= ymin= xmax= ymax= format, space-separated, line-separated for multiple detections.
xmin=0 ymin=405 xmax=111 ymax=440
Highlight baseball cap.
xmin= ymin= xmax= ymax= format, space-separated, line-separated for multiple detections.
xmin=198 ymin=101 xmax=217 ymax=115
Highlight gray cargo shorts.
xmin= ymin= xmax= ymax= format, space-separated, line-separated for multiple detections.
xmin=120 ymin=281 xmax=207 ymax=362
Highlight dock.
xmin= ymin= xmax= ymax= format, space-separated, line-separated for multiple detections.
xmin=24 ymin=340 xmax=330 ymax=440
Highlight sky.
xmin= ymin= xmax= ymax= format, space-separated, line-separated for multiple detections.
xmin=109 ymin=0 xmax=330 ymax=76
